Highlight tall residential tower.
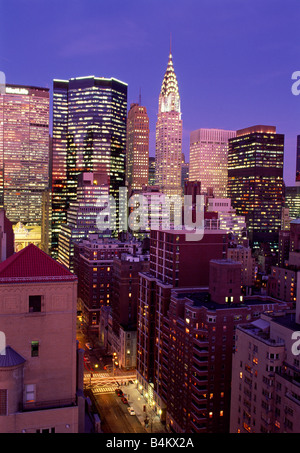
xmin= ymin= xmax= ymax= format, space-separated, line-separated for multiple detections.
xmin=155 ymin=52 xmax=182 ymax=197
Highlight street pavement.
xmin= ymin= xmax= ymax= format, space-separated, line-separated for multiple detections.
xmin=118 ymin=381 xmax=167 ymax=434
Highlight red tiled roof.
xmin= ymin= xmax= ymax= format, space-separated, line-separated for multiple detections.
xmin=0 ymin=244 xmax=77 ymax=283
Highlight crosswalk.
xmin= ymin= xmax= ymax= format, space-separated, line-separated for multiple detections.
xmin=92 ymin=385 xmax=117 ymax=394
xmin=85 ymin=372 xmax=109 ymax=379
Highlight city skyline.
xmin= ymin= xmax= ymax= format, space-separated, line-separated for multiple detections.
xmin=2 ymin=0 xmax=300 ymax=437
xmin=1 ymin=0 xmax=300 ymax=186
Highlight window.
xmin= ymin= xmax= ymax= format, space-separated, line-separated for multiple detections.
xmin=29 ymin=295 xmax=41 ymax=313
xmin=25 ymin=384 xmax=35 ymax=403
xmin=31 ymin=341 xmax=39 ymax=357
xmin=0 ymin=389 xmax=7 ymax=415
xmin=36 ymin=427 xmax=56 ymax=433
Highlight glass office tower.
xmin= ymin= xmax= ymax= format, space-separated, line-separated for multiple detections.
xmin=51 ymin=76 xmax=127 ymax=258
xmin=0 ymin=84 xmax=50 ymax=224
xmin=228 ymin=125 xmax=284 ymax=249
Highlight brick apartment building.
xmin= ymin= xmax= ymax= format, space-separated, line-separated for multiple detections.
xmin=230 ymin=309 xmax=300 ymax=433
xmin=73 ymin=234 xmax=144 ymax=333
xmin=136 ymin=228 xmax=291 ymax=433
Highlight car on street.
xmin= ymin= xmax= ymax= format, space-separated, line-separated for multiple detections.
xmin=127 ymin=407 xmax=135 ymax=415
xmin=85 ymin=343 xmax=93 ymax=351
xmin=121 ymin=397 xmax=128 ymax=404
xmin=115 ymin=389 xmax=123 ymax=396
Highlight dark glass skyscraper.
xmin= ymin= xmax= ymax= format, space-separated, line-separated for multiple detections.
xmin=51 ymin=76 xmax=127 ymax=258
xmin=227 ymin=125 xmax=284 ymax=249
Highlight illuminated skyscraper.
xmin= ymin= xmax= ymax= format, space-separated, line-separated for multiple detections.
xmin=227 ymin=125 xmax=284 ymax=248
xmin=155 ymin=51 xmax=182 ymax=197
xmin=148 ymin=157 xmax=156 ymax=186
xmin=285 ymin=135 xmax=300 ymax=220
xmin=189 ymin=128 xmax=236 ymax=197
xmin=126 ymin=102 xmax=149 ymax=192
xmin=0 ymin=84 xmax=50 ymax=224
xmin=51 ymin=76 xmax=127 ymax=258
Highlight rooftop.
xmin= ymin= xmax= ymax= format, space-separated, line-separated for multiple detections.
xmin=0 ymin=346 xmax=26 ymax=368
xmin=0 ymin=244 xmax=77 ymax=284
xmin=270 ymin=311 xmax=299 ymax=330
xmin=173 ymin=290 xmax=287 ymax=311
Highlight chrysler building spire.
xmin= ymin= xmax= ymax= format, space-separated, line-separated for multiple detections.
xmin=155 ymin=46 xmax=183 ymax=197
xmin=159 ymin=48 xmax=181 ymax=115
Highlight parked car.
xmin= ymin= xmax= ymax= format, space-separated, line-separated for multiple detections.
xmin=127 ymin=407 xmax=135 ymax=415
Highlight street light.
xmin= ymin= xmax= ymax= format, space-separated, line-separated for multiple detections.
xmin=112 ymin=352 xmax=117 ymax=376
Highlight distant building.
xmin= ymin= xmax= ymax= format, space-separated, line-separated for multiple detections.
xmin=189 ymin=128 xmax=236 ymax=197
xmin=126 ymin=103 xmax=149 ymax=191
xmin=228 ymin=125 xmax=284 ymax=249
xmin=277 ymin=230 xmax=291 ymax=267
xmin=267 ymin=265 xmax=297 ymax=303
xmin=0 ymin=244 xmax=84 ymax=433
xmin=181 ymin=153 xmax=189 ymax=192
xmin=227 ymin=245 xmax=257 ymax=288
xmin=41 ymin=189 xmax=52 ymax=254
xmin=207 ymin=198 xmax=247 ymax=241
xmin=57 ymin=172 xmax=110 ymax=272
xmin=0 ymin=209 xmax=14 ymax=262
xmin=0 ymin=84 xmax=50 ymax=225
xmin=285 ymin=186 xmax=300 ymax=220
xmin=148 ymin=157 xmax=156 ymax=186
xmin=128 ymin=185 xmax=175 ymax=239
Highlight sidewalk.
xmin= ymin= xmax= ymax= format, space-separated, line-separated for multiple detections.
xmin=119 ymin=382 xmax=167 ymax=433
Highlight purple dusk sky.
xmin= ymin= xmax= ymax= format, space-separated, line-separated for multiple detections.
xmin=1 ymin=0 xmax=300 ymax=186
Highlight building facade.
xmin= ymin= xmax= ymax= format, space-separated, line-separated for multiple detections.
xmin=189 ymin=128 xmax=236 ymax=197
xmin=73 ymin=235 xmax=143 ymax=333
xmin=155 ymin=52 xmax=182 ymax=197
xmin=57 ymin=172 xmax=110 ymax=272
xmin=126 ymin=103 xmax=149 ymax=192
xmin=230 ymin=311 xmax=300 ymax=433
xmin=228 ymin=125 xmax=284 ymax=249
xmin=148 ymin=157 xmax=156 ymax=186
xmin=0 ymin=209 xmax=14 ymax=262
xmin=137 ymin=254 xmax=290 ymax=433
xmin=0 ymin=244 xmax=84 ymax=433
xmin=51 ymin=76 xmax=127 ymax=258
xmin=110 ymin=252 xmax=149 ymax=369
xmin=0 ymin=84 xmax=50 ymax=224
xmin=227 ymin=245 xmax=257 ymax=288
xmin=136 ymin=227 xmax=229 ymax=428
